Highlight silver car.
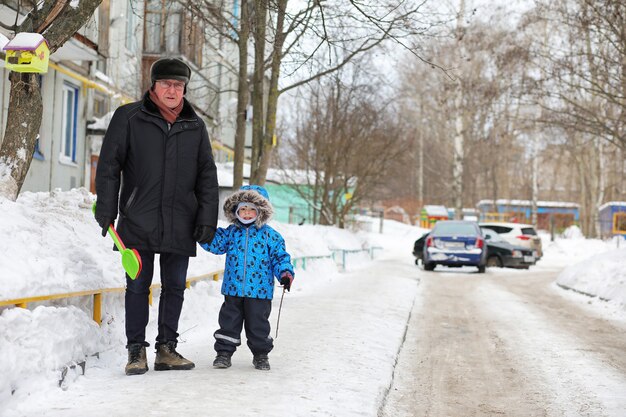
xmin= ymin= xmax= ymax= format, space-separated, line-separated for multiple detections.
xmin=479 ymin=222 xmax=542 ymax=258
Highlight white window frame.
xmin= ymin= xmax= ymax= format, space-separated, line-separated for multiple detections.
xmin=60 ymin=82 xmax=79 ymax=164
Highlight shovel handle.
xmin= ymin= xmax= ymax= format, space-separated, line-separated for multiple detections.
xmin=108 ymin=225 xmax=127 ymax=251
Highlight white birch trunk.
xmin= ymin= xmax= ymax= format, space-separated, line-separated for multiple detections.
xmin=452 ymin=0 xmax=465 ymax=220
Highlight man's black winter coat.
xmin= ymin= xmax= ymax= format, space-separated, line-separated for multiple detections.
xmin=95 ymin=93 xmax=219 ymax=256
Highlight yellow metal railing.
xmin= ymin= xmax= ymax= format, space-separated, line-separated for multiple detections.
xmin=211 ymin=141 xmax=235 ymax=161
xmin=0 ymin=269 xmax=224 ymax=325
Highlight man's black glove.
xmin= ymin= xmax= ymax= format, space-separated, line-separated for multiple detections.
xmin=280 ymin=271 xmax=294 ymax=292
xmin=95 ymin=214 xmax=114 ymax=237
xmin=193 ymin=225 xmax=216 ymax=245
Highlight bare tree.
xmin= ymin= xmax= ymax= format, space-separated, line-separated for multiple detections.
xmin=523 ymin=0 xmax=625 ymax=235
xmin=180 ymin=0 xmax=440 ymax=187
xmin=279 ymin=68 xmax=406 ymax=227
xmin=0 ymin=0 xmax=103 ymax=200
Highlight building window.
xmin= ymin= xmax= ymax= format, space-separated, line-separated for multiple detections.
xmin=61 ymin=83 xmax=79 ymax=163
xmin=144 ymin=0 xmax=181 ymax=54
xmin=93 ymin=95 xmax=108 ymax=118
xmin=143 ymin=0 xmax=202 ymax=65
xmin=182 ymin=13 xmax=203 ymax=66
xmin=126 ymin=0 xmax=138 ymax=52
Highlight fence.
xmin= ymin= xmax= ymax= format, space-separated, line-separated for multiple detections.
xmin=292 ymin=247 xmax=383 ymax=271
xmin=0 ymin=247 xmax=384 ymax=325
xmin=0 ymin=270 xmax=223 ymax=325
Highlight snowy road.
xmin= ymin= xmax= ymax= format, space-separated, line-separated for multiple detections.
xmin=382 ymin=266 xmax=626 ymax=417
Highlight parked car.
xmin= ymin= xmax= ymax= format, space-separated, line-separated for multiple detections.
xmin=412 ymin=232 xmax=428 ymax=265
xmin=421 ymin=220 xmax=487 ymax=273
xmin=481 ymin=228 xmax=536 ymax=269
xmin=478 ymin=222 xmax=543 ymax=258
xmin=413 ymin=228 xmax=536 ymax=270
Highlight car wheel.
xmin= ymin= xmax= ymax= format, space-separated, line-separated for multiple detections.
xmin=486 ymin=256 xmax=503 ymax=268
xmin=424 ymin=262 xmax=436 ymax=271
xmin=477 ymin=264 xmax=486 ymax=273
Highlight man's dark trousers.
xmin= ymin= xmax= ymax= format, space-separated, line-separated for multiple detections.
xmin=125 ymin=250 xmax=189 ymax=347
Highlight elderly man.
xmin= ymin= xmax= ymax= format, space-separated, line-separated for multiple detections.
xmin=95 ymin=57 xmax=219 ymax=375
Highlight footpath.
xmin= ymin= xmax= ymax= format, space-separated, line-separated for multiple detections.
xmin=6 ymin=255 xmax=419 ymax=417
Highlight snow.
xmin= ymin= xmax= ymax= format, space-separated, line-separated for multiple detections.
xmin=0 ymin=189 xmax=624 ymax=416
xmin=599 ymin=201 xmax=626 ymax=210
xmin=477 ymin=198 xmax=580 ymax=208
xmin=214 ymin=162 xmax=314 ymax=188
xmin=3 ymin=33 xmax=47 ymax=51
xmin=87 ymin=112 xmax=114 ymax=131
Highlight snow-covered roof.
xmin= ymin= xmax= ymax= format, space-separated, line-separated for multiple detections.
xmin=476 ymin=199 xmax=580 ymax=209
xmin=3 ymin=32 xmax=47 ymax=51
xmin=423 ymin=205 xmax=448 ymax=217
xmin=598 ymin=201 xmax=626 ymax=211
xmin=216 ymin=162 xmax=330 ymax=187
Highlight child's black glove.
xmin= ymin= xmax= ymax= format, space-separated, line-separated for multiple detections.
xmin=280 ymin=271 xmax=294 ymax=291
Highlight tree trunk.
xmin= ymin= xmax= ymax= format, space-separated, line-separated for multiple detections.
xmin=452 ymin=0 xmax=465 ymax=220
xmin=233 ymin=0 xmax=250 ymax=189
xmin=0 ymin=73 xmax=43 ymax=200
xmin=254 ymin=0 xmax=288 ymax=186
xmin=0 ymin=0 xmax=103 ymax=200
xmin=249 ymin=0 xmax=267 ymax=184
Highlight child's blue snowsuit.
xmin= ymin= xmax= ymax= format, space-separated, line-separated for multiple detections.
xmin=200 ymin=185 xmax=294 ymax=357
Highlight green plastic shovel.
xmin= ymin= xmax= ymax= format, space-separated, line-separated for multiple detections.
xmin=92 ymin=203 xmax=142 ymax=279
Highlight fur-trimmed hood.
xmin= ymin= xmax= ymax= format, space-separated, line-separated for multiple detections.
xmin=224 ymin=185 xmax=273 ymax=226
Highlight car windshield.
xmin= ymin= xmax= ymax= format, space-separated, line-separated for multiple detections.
xmin=482 ymin=228 xmax=504 ymax=242
xmin=433 ymin=222 xmax=477 ymax=236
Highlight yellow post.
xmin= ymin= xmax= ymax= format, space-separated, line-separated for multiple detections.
xmin=16 ymin=302 xmax=27 ymax=308
xmin=93 ymin=293 xmax=102 ymax=325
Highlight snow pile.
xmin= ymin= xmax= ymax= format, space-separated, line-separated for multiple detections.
xmin=539 ymin=232 xmax=617 ymax=269
xmin=0 ymin=188 xmax=377 ymax=410
xmin=556 ymin=248 xmax=626 ymax=305
xmin=561 ymin=225 xmax=584 ymax=239
xmin=0 ymin=306 xmax=103 ymax=401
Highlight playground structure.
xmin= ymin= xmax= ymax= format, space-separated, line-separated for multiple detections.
xmin=476 ymin=199 xmax=579 ymax=231
xmin=598 ymin=202 xmax=626 ymax=238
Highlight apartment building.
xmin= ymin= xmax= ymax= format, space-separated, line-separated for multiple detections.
xmin=0 ymin=0 xmax=242 ymax=194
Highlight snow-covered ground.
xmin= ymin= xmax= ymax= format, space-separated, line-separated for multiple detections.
xmin=0 ymin=189 xmax=625 ymax=416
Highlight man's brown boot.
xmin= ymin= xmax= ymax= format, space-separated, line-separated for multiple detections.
xmin=154 ymin=341 xmax=195 ymax=371
xmin=125 ymin=344 xmax=148 ymax=375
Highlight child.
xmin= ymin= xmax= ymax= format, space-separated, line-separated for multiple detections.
xmin=200 ymin=185 xmax=294 ymax=370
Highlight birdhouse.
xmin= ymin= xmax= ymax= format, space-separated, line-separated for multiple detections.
xmin=3 ymin=33 xmax=49 ymax=74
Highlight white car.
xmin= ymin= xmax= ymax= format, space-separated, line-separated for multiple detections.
xmin=479 ymin=222 xmax=543 ymax=258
